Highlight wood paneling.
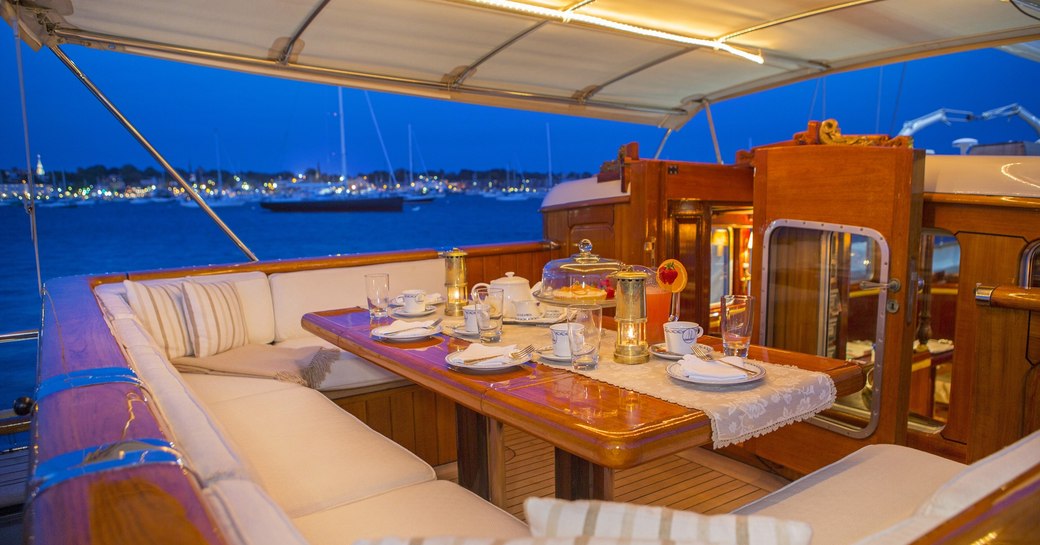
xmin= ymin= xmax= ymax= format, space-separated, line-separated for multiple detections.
xmin=333 ymin=384 xmax=458 ymax=466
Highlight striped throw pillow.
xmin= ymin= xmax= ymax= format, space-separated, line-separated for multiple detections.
xmin=182 ymin=280 xmax=249 ymax=358
xmin=123 ymin=280 xmax=193 ymax=359
xmin=524 ymin=498 xmax=812 ymax=545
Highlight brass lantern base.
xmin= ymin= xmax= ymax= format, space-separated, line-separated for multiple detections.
xmin=444 ymin=301 xmax=464 ymax=317
xmin=614 ymin=342 xmax=650 ymax=364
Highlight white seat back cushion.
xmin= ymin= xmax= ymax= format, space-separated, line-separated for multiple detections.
xmin=917 ymin=428 xmax=1040 ymax=518
xmin=269 ymin=259 xmax=444 ymax=342
xmin=734 ymin=444 xmax=964 ymax=545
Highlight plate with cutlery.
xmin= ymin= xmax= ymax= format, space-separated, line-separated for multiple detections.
xmin=371 ymin=319 xmax=443 ymax=341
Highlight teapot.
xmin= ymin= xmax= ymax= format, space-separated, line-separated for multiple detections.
xmin=471 ymin=272 xmax=535 ymax=319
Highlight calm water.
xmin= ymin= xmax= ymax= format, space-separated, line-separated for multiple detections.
xmin=0 ymin=195 xmax=543 ymax=404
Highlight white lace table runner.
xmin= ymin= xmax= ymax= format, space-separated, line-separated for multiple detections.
xmin=440 ymin=318 xmax=838 ymax=448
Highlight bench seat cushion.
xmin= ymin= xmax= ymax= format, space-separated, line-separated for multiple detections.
xmin=734 ymin=444 xmax=965 ymax=545
xmin=198 ymin=383 xmax=436 ymax=518
xmin=292 ymin=480 xmax=529 ymax=545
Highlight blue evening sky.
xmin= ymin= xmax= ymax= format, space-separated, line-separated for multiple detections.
xmin=2 ymin=28 xmax=1039 ymax=177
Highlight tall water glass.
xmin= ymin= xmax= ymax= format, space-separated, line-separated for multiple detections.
xmin=365 ymin=273 xmax=390 ymax=319
xmin=568 ymin=304 xmax=602 ymax=370
xmin=475 ymin=288 xmax=504 ymax=343
xmin=720 ymin=295 xmax=754 ymax=358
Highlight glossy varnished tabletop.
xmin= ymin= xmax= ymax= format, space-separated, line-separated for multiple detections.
xmin=303 ymin=308 xmax=865 ymax=502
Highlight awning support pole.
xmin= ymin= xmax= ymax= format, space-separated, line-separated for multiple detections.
xmin=703 ymin=100 xmax=723 ymax=164
xmin=49 ymin=45 xmax=259 ymax=262
xmin=653 ymin=129 xmax=673 ymax=159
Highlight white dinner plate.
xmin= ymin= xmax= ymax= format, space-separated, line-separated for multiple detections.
xmin=650 ymin=343 xmax=714 ymax=361
xmin=533 ymin=347 xmax=572 ymax=364
xmin=665 ymin=361 xmax=766 ymax=386
xmin=390 ymin=305 xmax=437 ymax=318
xmin=445 ymin=351 xmax=529 ymax=374
xmin=503 ymin=307 xmax=566 ymax=325
xmin=371 ymin=323 xmax=442 ymax=342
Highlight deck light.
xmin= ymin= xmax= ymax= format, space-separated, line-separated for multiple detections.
xmin=613 ymin=270 xmax=650 ymax=364
xmin=441 ymin=248 xmax=468 ymax=316
xmin=462 ymin=0 xmax=764 ymax=64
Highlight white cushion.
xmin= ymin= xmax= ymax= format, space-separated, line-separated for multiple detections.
xmin=94 ymin=282 xmax=137 ymax=320
xmin=268 ymin=259 xmax=445 ymax=342
xmin=275 ymin=336 xmax=407 ymax=391
xmin=293 ymin=480 xmax=528 ymax=545
xmin=917 ymin=428 xmax=1040 ymax=518
xmin=355 ymin=538 xmax=724 ymax=545
xmin=848 ymin=514 xmax=946 ymax=545
xmin=188 ymin=271 xmax=275 ymax=345
xmin=202 ymin=478 xmax=311 ymax=545
xmin=202 ymin=385 xmax=436 ymax=517
xmin=124 ymin=279 xmax=194 ymax=359
xmin=183 ymin=373 xmax=302 ymax=405
xmin=734 ymin=444 xmax=965 ymax=545
xmin=182 ymin=280 xmax=249 ymax=357
xmin=525 ymin=498 xmax=811 ymax=545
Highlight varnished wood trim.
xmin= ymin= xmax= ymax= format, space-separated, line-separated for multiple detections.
xmin=981 ymin=285 xmax=1040 ymax=312
xmin=925 ymin=192 xmax=1040 ymax=210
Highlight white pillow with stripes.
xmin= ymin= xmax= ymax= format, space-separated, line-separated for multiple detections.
xmin=182 ymin=280 xmax=249 ymax=358
xmin=524 ymin=498 xmax=812 ymax=545
xmin=124 ymin=279 xmax=193 ymax=359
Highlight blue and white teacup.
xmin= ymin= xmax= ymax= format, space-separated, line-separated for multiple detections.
xmin=402 ymin=289 xmax=426 ymax=313
xmin=663 ymin=321 xmax=704 ymax=355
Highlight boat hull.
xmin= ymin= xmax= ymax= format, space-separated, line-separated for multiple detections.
xmin=260 ymin=196 xmax=404 ymax=212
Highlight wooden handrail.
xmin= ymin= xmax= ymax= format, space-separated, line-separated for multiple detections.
xmin=975 ymin=285 xmax=1040 ymax=312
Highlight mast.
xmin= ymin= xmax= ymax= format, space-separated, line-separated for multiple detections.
xmin=546 ymin=122 xmax=553 ymax=187
xmin=338 ymin=87 xmax=347 ymax=181
xmin=408 ymin=124 xmax=413 ymax=186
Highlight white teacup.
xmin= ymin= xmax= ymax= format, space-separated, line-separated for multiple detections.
xmin=513 ymin=299 xmax=541 ymax=321
xmin=401 ymin=289 xmax=426 ymax=313
xmin=663 ymin=321 xmax=704 ymax=355
xmin=550 ymin=323 xmax=582 ymax=358
xmin=461 ymin=304 xmax=479 ymax=333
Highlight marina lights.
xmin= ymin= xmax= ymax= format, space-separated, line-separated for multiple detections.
xmin=441 ymin=248 xmax=468 ymax=316
xmin=613 ymin=270 xmax=650 ymax=364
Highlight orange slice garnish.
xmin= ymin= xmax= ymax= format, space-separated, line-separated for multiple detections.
xmin=656 ymin=259 xmax=688 ymax=293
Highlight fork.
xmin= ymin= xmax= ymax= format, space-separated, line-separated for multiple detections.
xmin=383 ymin=318 xmax=442 ymax=336
xmin=692 ymin=344 xmax=758 ymax=375
xmin=460 ymin=344 xmax=535 ymax=365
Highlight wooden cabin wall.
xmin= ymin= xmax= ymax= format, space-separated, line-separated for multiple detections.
xmin=919 ymin=196 xmax=1040 ymax=461
xmin=542 ymin=153 xmax=752 ymax=329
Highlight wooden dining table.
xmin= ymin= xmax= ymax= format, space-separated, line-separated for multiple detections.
xmin=302 ymin=308 xmax=865 ymax=505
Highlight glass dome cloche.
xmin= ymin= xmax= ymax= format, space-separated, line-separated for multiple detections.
xmin=536 ymin=239 xmax=624 ymax=304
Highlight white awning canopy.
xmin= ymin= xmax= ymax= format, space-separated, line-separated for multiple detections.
xmin=4 ymin=0 xmax=1039 ymax=129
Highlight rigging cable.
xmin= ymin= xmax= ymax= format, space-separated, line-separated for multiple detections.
xmin=12 ymin=8 xmax=44 ymax=297
xmin=1010 ymin=0 xmax=1040 ymax=22
xmin=363 ymin=91 xmax=398 ymax=186
xmin=887 ymin=63 xmax=908 ymax=136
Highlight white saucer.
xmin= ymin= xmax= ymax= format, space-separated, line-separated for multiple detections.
xmin=665 ymin=361 xmax=766 ymax=386
xmin=533 ymin=348 xmax=572 ymax=364
xmin=391 ymin=305 xmax=437 ymax=318
xmin=445 ymin=351 xmax=528 ymax=374
xmin=502 ymin=308 xmax=565 ymax=325
xmin=650 ymin=343 xmax=714 ymax=361
xmin=370 ymin=323 xmax=442 ymax=342
xmin=451 ymin=324 xmax=480 ymax=337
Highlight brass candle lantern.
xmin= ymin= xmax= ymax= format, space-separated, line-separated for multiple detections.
xmin=613 ymin=270 xmax=650 ymax=364
xmin=441 ymin=248 xmax=467 ymax=316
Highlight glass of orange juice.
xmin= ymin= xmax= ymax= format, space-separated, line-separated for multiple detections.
xmin=645 ymin=284 xmax=670 ymax=344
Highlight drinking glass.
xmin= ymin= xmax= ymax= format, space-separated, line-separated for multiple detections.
xmin=720 ymin=294 xmax=754 ymax=358
xmin=475 ymin=287 xmax=504 ymax=343
xmin=365 ymin=273 xmax=390 ymax=319
xmin=568 ymin=304 xmax=602 ymax=370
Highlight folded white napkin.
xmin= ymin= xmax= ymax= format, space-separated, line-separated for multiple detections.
xmin=449 ymin=343 xmax=517 ymax=366
xmin=679 ymin=354 xmax=751 ymax=383
xmin=379 ymin=319 xmax=437 ymax=335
